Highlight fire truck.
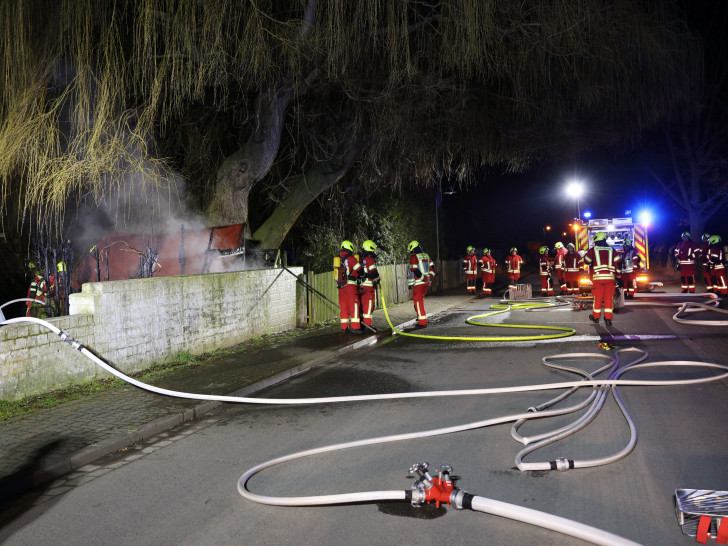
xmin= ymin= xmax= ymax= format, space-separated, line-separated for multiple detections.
xmin=575 ymin=217 xmax=662 ymax=293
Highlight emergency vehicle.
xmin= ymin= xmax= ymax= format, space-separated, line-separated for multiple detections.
xmin=575 ymin=217 xmax=662 ymax=293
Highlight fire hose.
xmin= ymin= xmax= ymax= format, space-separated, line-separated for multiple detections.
xmin=3 ymin=311 xmax=728 ymax=544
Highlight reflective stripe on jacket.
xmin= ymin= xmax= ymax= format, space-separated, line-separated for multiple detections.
xmin=585 ymin=246 xmax=619 ymax=281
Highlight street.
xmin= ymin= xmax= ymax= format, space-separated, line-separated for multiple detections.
xmin=2 ymin=292 xmax=727 ymax=545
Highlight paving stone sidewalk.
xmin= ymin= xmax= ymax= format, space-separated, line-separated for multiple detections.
xmin=0 ymin=290 xmax=474 ymax=501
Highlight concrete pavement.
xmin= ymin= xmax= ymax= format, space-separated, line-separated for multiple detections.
xmin=0 ymin=288 xmax=475 ymax=504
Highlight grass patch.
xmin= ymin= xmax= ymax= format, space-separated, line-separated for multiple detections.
xmin=0 ymin=322 xmax=338 ymax=421
xmin=0 ymin=351 xmax=202 ymax=422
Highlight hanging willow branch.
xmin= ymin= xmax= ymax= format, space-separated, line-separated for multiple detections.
xmin=0 ymin=0 xmax=702 ymax=233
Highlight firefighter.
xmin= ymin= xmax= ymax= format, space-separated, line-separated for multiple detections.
xmin=25 ymin=262 xmax=48 ymax=318
xmin=478 ymin=248 xmax=497 ymax=297
xmin=538 ymin=246 xmax=553 ymax=296
xmin=553 ymin=241 xmax=567 ymax=294
xmin=336 ymin=240 xmax=363 ymax=334
xmin=699 ymin=233 xmax=711 ymax=292
xmin=408 ymin=240 xmax=435 ymax=328
xmin=563 ymin=243 xmax=582 ymax=295
xmin=584 ymin=232 xmax=620 ymax=326
xmin=505 ymin=247 xmax=523 ymax=294
xmin=359 ymin=239 xmax=380 ymax=332
xmin=674 ymin=232 xmax=699 ymax=293
xmin=619 ymin=239 xmax=641 ymax=299
xmin=706 ymin=235 xmax=727 ymax=296
xmin=463 ymin=245 xmax=478 ymax=295
xmin=56 ymin=261 xmax=68 ymax=314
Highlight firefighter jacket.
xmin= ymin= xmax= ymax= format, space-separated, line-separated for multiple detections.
xmin=505 ymin=254 xmax=523 ymax=275
xmin=620 ymin=249 xmax=641 ymax=274
xmin=699 ymin=241 xmax=710 ymax=264
xmin=564 ymin=251 xmax=582 ymax=272
xmin=539 ymin=255 xmax=552 ymax=275
xmin=409 ymin=252 xmax=434 ymax=287
xmin=337 ymin=251 xmax=362 ymax=289
xmin=479 ymin=254 xmax=496 ymax=274
xmin=463 ymin=253 xmax=478 ymax=276
xmin=27 ymin=273 xmax=48 ymax=304
xmin=707 ymin=245 xmax=725 ymax=271
xmin=555 ymin=249 xmax=567 ymax=275
xmin=584 ymin=246 xmax=620 ymax=281
xmin=359 ymin=253 xmax=380 ymax=289
xmin=674 ymin=240 xmax=699 ymax=267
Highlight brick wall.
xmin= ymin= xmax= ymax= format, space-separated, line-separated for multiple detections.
xmin=0 ymin=268 xmax=301 ymax=401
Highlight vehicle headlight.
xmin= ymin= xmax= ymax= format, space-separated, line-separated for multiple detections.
xmin=636 ymin=275 xmax=648 ymax=283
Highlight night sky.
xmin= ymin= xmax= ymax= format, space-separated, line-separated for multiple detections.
xmin=439 ymin=151 xmax=725 ymax=261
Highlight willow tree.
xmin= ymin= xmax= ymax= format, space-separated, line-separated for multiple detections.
xmin=0 ymin=0 xmax=700 ymax=250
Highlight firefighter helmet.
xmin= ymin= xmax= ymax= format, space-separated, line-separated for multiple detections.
xmin=554 ymin=242 xmax=564 ymax=249
xmin=466 ymin=245 xmax=474 ymax=254
xmin=702 ymin=233 xmax=711 ymax=241
xmin=709 ymin=235 xmax=722 ymax=245
xmin=510 ymin=247 xmax=517 ymax=254
xmin=567 ymin=243 xmax=575 ymax=250
xmin=593 ymin=232 xmax=607 ymax=242
xmin=483 ymin=248 xmax=490 ymax=255
xmin=28 ymin=262 xmax=36 ymax=269
xmin=362 ymin=240 xmax=377 ymax=252
xmin=681 ymin=231 xmax=691 ymax=239
xmin=539 ymin=246 xmax=549 ymax=255
xmin=408 ymin=240 xmax=420 ymax=252
xmin=340 ymin=240 xmax=355 ymax=252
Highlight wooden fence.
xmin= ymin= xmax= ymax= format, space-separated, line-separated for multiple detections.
xmin=302 ymin=259 xmax=464 ymax=324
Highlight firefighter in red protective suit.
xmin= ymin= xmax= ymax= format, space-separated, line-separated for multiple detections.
xmin=553 ymin=242 xmax=567 ymax=294
xmin=706 ymin=235 xmax=727 ymax=296
xmin=619 ymin=239 xmax=641 ymax=299
xmin=505 ymin=247 xmax=523 ymax=294
xmin=408 ymin=240 xmax=435 ymax=328
xmin=699 ymin=233 xmax=711 ymax=292
xmin=674 ymin=232 xmax=699 ymax=293
xmin=359 ymin=239 xmax=380 ymax=332
xmin=478 ymin=248 xmax=497 ymax=297
xmin=336 ymin=240 xmax=363 ymax=334
xmin=563 ymin=243 xmax=582 ymax=295
xmin=463 ymin=245 xmax=478 ymax=295
xmin=584 ymin=232 xmax=620 ymax=326
xmin=25 ymin=262 xmax=48 ymax=318
xmin=538 ymin=246 xmax=553 ymax=296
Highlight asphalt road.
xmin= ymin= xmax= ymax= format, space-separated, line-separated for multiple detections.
xmin=2 ymin=293 xmax=727 ymax=545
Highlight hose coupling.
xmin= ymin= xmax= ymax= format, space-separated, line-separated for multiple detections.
xmin=58 ymin=330 xmax=83 ymax=351
xmin=552 ymin=457 xmax=574 ymax=471
xmin=527 ymin=406 xmax=538 ymax=413
xmin=410 ymin=486 xmax=426 ymax=507
xmin=449 ymin=488 xmax=468 ymax=510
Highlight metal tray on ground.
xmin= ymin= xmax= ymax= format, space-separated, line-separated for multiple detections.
xmin=674 ymin=489 xmax=728 ymax=539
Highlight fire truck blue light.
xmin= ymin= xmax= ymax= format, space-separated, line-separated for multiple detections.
xmin=638 ymin=210 xmax=652 ymax=226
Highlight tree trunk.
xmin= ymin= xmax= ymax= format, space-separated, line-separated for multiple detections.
xmin=251 ymin=144 xmax=360 ymax=249
xmin=207 ymin=82 xmax=293 ymax=229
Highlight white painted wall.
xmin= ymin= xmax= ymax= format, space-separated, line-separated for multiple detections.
xmin=0 ymin=268 xmax=301 ymax=401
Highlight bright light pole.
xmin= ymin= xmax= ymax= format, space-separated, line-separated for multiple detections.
xmin=566 ymin=180 xmax=584 ymax=221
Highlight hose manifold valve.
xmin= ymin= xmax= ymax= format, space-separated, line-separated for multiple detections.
xmin=409 ymin=462 xmax=459 ymax=509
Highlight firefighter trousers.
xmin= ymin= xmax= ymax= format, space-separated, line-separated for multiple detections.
xmin=338 ymin=283 xmax=361 ymax=330
xmin=592 ymin=280 xmax=616 ymax=320
xmin=412 ymin=284 xmax=429 ymax=325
